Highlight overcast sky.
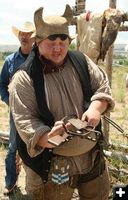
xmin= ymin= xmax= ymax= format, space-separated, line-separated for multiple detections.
xmin=0 ymin=0 xmax=128 ymax=45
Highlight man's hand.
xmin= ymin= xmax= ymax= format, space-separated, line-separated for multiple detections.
xmin=81 ymin=109 xmax=101 ymax=128
xmin=37 ymin=120 xmax=69 ymax=148
xmin=81 ymin=100 xmax=108 ymax=127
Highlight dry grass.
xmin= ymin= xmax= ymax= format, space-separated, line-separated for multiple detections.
xmin=110 ymin=66 xmax=128 ymax=144
xmin=0 ymin=59 xmax=9 ymax=132
xmin=0 ymin=101 xmax=9 ymax=132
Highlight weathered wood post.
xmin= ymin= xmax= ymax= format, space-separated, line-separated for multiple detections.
xmin=75 ymin=0 xmax=86 ymax=15
xmin=107 ymin=0 xmax=117 ymax=81
xmin=103 ymin=0 xmax=117 ymax=143
xmin=73 ymin=0 xmax=86 ymax=49
xmin=106 ymin=0 xmax=117 ymax=87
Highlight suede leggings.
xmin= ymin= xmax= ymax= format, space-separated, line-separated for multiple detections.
xmin=24 ymin=164 xmax=110 ymax=200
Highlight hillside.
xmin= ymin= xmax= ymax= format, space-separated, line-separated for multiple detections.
xmin=0 ymin=44 xmax=19 ymax=53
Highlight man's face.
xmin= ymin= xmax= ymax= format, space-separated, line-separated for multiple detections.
xmin=18 ymin=31 xmax=34 ymax=47
xmin=38 ymin=35 xmax=70 ymax=65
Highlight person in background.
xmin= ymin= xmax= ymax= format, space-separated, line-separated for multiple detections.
xmin=0 ymin=21 xmax=35 ymax=195
xmin=9 ymin=5 xmax=115 ymax=200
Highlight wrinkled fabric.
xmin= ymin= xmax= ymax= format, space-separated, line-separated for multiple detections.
xmin=0 ymin=48 xmax=26 ymax=105
xmin=5 ymin=113 xmax=18 ymax=188
xmin=9 ymin=55 xmax=114 ymax=157
xmin=77 ymin=9 xmax=125 ymax=62
xmin=0 ymin=48 xmax=27 ymax=188
xmin=77 ymin=12 xmax=103 ymax=64
xmin=9 ymin=52 xmax=114 ymax=199
xmin=9 ymin=54 xmax=114 ymax=177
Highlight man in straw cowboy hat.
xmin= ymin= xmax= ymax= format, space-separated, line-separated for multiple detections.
xmin=9 ymin=5 xmax=114 ymax=200
xmin=0 ymin=21 xmax=35 ymax=195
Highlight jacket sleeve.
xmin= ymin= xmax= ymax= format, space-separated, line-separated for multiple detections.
xmin=85 ymin=54 xmax=115 ymax=111
xmin=9 ymin=70 xmax=51 ymax=157
xmin=0 ymin=59 xmax=10 ymax=105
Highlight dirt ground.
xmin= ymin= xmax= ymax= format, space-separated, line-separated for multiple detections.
xmin=0 ymin=101 xmax=28 ymax=199
xmin=0 ymin=149 xmax=27 ymax=200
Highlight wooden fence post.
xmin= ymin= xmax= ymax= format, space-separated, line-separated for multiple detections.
xmin=75 ymin=0 xmax=86 ymax=14
xmin=103 ymin=0 xmax=117 ymax=142
xmin=106 ymin=0 xmax=117 ymax=86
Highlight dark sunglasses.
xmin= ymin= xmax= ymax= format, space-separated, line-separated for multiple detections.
xmin=47 ymin=34 xmax=69 ymax=41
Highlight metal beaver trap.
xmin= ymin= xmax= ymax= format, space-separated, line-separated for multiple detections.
xmin=48 ymin=116 xmax=101 ymax=148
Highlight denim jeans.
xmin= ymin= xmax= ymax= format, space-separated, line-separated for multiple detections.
xmin=5 ymin=112 xmax=17 ymax=188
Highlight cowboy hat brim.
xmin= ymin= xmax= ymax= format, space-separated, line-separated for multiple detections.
xmin=12 ymin=22 xmax=35 ymax=38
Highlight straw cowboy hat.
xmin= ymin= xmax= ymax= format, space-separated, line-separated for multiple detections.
xmin=12 ymin=21 xmax=35 ymax=37
xmin=32 ymin=4 xmax=73 ymax=43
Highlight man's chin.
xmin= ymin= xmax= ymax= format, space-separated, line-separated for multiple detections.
xmin=51 ymin=57 xmax=64 ymax=66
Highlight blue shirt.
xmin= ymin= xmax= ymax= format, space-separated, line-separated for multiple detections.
xmin=0 ymin=48 xmax=27 ymax=105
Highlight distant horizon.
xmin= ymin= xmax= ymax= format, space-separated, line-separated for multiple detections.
xmin=0 ymin=42 xmax=128 ymax=46
xmin=1 ymin=32 xmax=128 ymax=45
